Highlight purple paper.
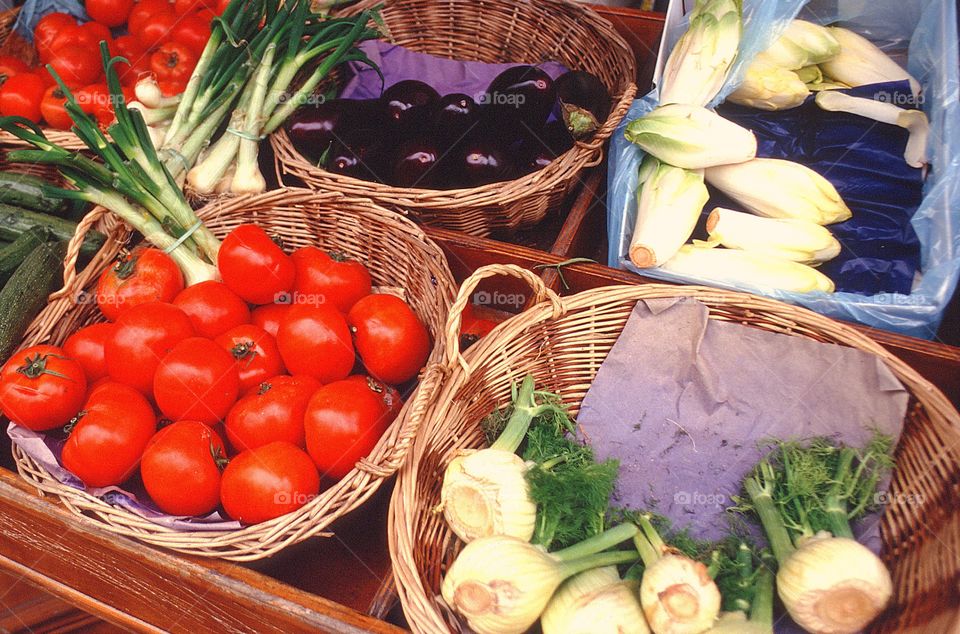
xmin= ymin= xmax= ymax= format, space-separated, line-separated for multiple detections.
xmin=8 ymin=423 xmax=242 ymax=531
xmin=576 ymin=298 xmax=908 ymax=555
xmin=340 ymin=40 xmax=569 ymax=102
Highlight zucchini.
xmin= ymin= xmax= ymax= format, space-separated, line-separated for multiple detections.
xmin=0 ymin=172 xmax=68 ymax=215
xmin=0 ymin=227 xmax=54 ymax=286
xmin=0 ymin=203 xmax=105 ymax=259
xmin=0 ymin=240 xmax=68 ymax=364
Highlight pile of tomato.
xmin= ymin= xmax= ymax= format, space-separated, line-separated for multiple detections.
xmin=0 ymin=224 xmax=431 ymax=525
xmin=0 ymin=0 xmax=223 ymax=127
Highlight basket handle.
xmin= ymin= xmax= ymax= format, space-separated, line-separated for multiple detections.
xmin=49 ymin=207 xmax=109 ymax=301
xmin=444 ymin=264 xmax=563 ymax=377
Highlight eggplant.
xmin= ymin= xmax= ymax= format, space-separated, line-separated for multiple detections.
xmin=516 ymin=121 xmax=574 ymax=175
xmin=433 ymin=93 xmax=479 ymax=148
xmin=326 ymin=128 xmax=387 ymax=182
xmin=286 ymin=99 xmax=382 ymax=162
xmin=382 ymin=80 xmax=440 ymax=134
xmin=450 ymin=135 xmax=513 ymax=188
xmin=390 ymin=137 xmax=444 ymax=189
xmin=554 ymin=71 xmax=611 ymax=139
xmin=481 ymin=65 xmax=556 ymax=132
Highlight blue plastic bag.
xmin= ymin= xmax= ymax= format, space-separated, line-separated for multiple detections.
xmin=607 ymin=0 xmax=960 ymax=339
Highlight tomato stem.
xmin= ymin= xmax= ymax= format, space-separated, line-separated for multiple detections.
xmin=63 ymin=410 xmax=86 ymax=435
xmin=257 ymin=381 xmax=273 ymax=395
xmin=17 ymin=353 xmax=76 ymax=381
xmin=210 ymin=443 xmax=230 ymax=471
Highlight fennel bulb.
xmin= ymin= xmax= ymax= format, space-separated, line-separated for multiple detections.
xmin=541 ymin=566 xmax=650 ymax=634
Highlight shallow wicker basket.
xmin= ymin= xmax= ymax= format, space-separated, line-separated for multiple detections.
xmin=0 ymin=8 xmax=87 ymax=150
xmin=10 ymin=187 xmax=457 ymax=561
xmin=272 ymin=0 xmax=638 ymax=237
xmin=389 ymin=264 xmax=960 ymax=633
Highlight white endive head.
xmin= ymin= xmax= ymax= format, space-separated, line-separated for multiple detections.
xmin=630 ymin=156 xmax=709 ymax=268
xmin=777 ymin=534 xmax=892 ymax=634
xmin=441 ymin=536 xmax=565 ymax=634
xmin=704 ymin=158 xmax=852 ymax=225
xmin=541 ymin=567 xmax=650 ymax=634
xmin=821 ymin=27 xmax=921 ymax=97
xmin=439 ymin=448 xmax=537 ymax=543
xmin=660 ymin=244 xmax=836 ymax=294
xmin=624 ymin=104 xmax=757 ymax=170
xmin=705 ymin=207 xmax=841 ymax=265
xmin=762 ymin=19 xmax=841 ymax=70
xmin=659 ymin=0 xmax=742 ymax=108
xmin=639 ymin=554 xmax=722 ymax=634
xmin=727 ymin=56 xmax=810 ymax=110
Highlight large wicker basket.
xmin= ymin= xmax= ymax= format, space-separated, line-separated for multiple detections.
xmin=272 ymin=0 xmax=638 ymax=237
xmin=389 ymin=264 xmax=960 ymax=633
xmin=0 ymin=8 xmax=87 ymax=150
xmin=10 ymin=187 xmax=458 ymax=561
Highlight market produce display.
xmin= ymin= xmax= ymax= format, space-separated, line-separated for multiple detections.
xmin=619 ymin=0 xmax=929 ymax=298
xmin=433 ymin=373 xmax=897 ymax=633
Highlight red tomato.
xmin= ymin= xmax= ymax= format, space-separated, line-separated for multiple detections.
xmin=86 ymin=0 xmax=135 ymax=27
xmin=52 ymin=22 xmax=112 ymax=54
xmin=121 ymin=54 xmax=153 ymax=87
xmin=128 ymin=0 xmax=171 ymax=36
xmin=241 ymin=373 xmax=321 ymax=398
xmin=290 ymin=247 xmax=372 ymax=313
xmin=150 ymin=41 xmax=195 ymax=84
xmin=251 ymin=303 xmax=291 ymax=337
xmin=172 ymin=280 xmax=250 ymax=338
xmin=62 ymin=322 xmax=116 ymax=382
xmin=173 ymin=0 xmax=201 ymax=12
xmin=214 ymin=324 xmax=284 ymax=392
xmin=96 ymin=247 xmax=184 ymax=321
xmin=40 ymin=85 xmax=72 ymax=129
xmin=218 ymin=224 xmax=295 ymax=305
xmin=0 ymin=73 xmax=46 ymax=122
xmin=303 ymin=377 xmax=398 ymax=480
xmin=153 ymin=337 xmax=240 ymax=424
xmin=157 ymin=77 xmax=186 ymax=97
xmin=140 ymin=420 xmax=225 ymax=516
xmin=48 ymin=45 xmax=102 ymax=88
xmin=225 ymin=375 xmax=319 ymax=451
xmin=135 ymin=10 xmax=176 ymax=50
xmin=61 ymin=382 xmax=156 ymax=487
xmin=459 ymin=303 xmax=501 ymax=349
xmin=105 ymin=302 xmax=195 ymax=394
xmin=0 ymin=345 xmax=87 ymax=431
xmin=170 ymin=12 xmax=211 ymax=58
xmin=215 ymin=0 xmax=230 ymax=14
xmin=75 ymin=83 xmax=113 ymax=126
xmin=80 ymin=21 xmax=114 ymax=49
xmin=111 ymin=35 xmax=147 ymax=85
xmin=346 ymin=374 xmax=404 ymax=421
xmin=347 ymin=294 xmax=430 ymax=385
xmin=0 ymin=56 xmax=28 ymax=88
xmin=276 ymin=304 xmax=354 ymax=383
xmin=220 ymin=441 xmax=320 ymax=524
xmin=34 ymin=13 xmax=77 ymax=64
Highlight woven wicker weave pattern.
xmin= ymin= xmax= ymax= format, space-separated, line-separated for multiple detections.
xmin=273 ymin=0 xmax=638 ymax=236
xmin=12 ymin=187 xmax=458 ymax=561
xmin=388 ymin=264 xmax=960 ymax=633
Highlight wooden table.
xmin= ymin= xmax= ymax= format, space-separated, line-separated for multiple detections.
xmin=3 ymin=6 xmax=959 ymax=633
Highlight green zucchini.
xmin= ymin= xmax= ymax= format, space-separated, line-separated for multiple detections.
xmin=0 ymin=227 xmax=54 ymax=286
xmin=0 ymin=203 xmax=105 ymax=259
xmin=0 ymin=172 xmax=68 ymax=215
xmin=0 ymin=240 xmax=68 ymax=364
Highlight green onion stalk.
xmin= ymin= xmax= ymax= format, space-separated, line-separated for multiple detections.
xmin=737 ymin=437 xmax=894 ymax=634
xmin=166 ymin=0 xmax=383 ymax=194
xmin=0 ymin=45 xmax=220 ymax=285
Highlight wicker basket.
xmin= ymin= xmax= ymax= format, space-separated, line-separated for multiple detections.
xmin=0 ymin=7 xmax=87 ymax=150
xmin=10 ymin=187 xmax=458 ymax=561
xmin=388 ymin=263 xmax=960 ymax=633
xmin=272 ymin=0 xmax=638 ymax=237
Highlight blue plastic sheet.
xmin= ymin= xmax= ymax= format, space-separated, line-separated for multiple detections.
xmin=13 ymin=0 xmax=88 ymax=41
xmin=607 ymin=0 xmax=960 ymax=339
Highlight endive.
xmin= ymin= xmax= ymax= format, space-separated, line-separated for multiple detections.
xmin=624 ymin=104 xmax=757 ymax=170
xmin=821 ymin=26 xmax=921 ymax=97
xmin=704 ymin=207 xmax=841 ymax=265
xmin=630 ymin=155 xmax=709 ymax=268
xmin=660 ymin=245 xmax=836 ymax=294
xmin=761 ymin=19 xmax=840 ymax=70
xmin=704 ymin=158 xmax=852 ymax=225
xmin=658 ymin=0 xmax=741 ymax=107
xmin=727 ymin=56 xmax=809 ymax=110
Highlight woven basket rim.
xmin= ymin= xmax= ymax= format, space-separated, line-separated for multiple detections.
xmin=387 ymin=263 xmax=960 ymax=633
xmin=10 ymin=187 xmax=457 ymax=561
